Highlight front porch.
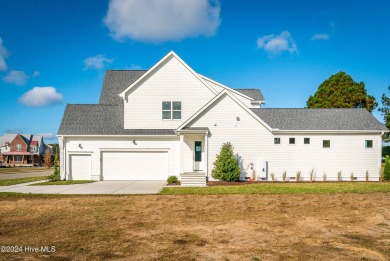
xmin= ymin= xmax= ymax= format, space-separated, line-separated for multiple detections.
xmin=177 ymin=127 xmax=209 ymax=187
xmin=0 ymin=153 xmax=41 ymax=167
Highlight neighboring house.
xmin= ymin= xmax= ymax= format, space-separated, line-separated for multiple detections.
xmin=0 ymin=134 xmax=52 ymax=167
xmin=57 ymin=51 xmax=388 ymax=185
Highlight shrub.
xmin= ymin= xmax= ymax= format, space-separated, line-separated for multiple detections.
xmin=47 ymin=150 xmax=60 ymax=181
xmin=44 ymin=148 xmax=52 ymax=168
xmin=310 ymin=169 xmax=316 ymax=182
xmin=270 ymin=172 xmax=275 ymax=182
xmin=337 ymin=171 xmax=342 ymax=182
xmin=365 ymin=171 xmax=369 ymax=182
xmin=167 ymin=176 xmax=178 ymax=184
xmin=296 ymin=171 xmax=301 ymax=182
xmin=384 ymin=155 xmax=390 ymax=181
xmin=282 ymin=171 xmax=287 ymax=182
xmin=212 ymin=142 xmax=241 ymax=182
xmin=350 ymin=172 xmax=354 ymax=182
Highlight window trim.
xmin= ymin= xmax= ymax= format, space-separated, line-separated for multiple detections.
xmin=16 ymin=144 xmax=22 ymax=151
xmin=274 ymin=137 xmax=281 ymax=144
xmin=365 ymin=140 xmax=373 ymax=148
xmin=162 ymin=101 xmax=182 ymax=120
xmin=304 ymin=138 xmax=310 ymax=144
xmin=15 ymin=155 xmax=22 ymax=162
xmin=289 ymin=138 xmax=295 ymax=145
xmin=31 ymin=145 xmax=37 ymax=152
xmin=323 ymin=140 xmax=330 ymax=148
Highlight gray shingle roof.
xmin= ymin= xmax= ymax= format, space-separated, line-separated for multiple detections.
xmin=99 ymin=70 xmax=147 ymax=105
xmin=234 ymin=89 xmax=265 ymax=101
xmin=58 ymin=104 xmax=175 ymax=135
xmin=251 ymin=108 xmax=388 ymax=131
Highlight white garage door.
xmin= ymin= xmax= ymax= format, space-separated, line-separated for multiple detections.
xmin=102 ymin=151 xmax=168 ymax=180
xmin=70 ymin=154 xmax=92 ymax=180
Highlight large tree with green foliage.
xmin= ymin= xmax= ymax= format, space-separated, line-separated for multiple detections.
xmin=212 ymin=142 xmax=241 ymax=182
xmin=378 ymin=86 xmax=390 ymax=141
xmin=384 ymin=155 xmax=390 ymax=181
xmin=307 ymin=71 xmax=377 ymax=112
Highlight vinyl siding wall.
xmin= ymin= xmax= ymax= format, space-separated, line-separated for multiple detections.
xmin=59 ymin=136 xmax=179 ymax=181
xmin=124 ymin=56 xmax=216 ymax=129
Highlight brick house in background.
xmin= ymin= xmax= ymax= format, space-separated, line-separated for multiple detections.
xmin=0 ymin=134 xmax=53 ymax=167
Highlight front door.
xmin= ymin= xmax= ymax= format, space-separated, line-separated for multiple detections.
xmin=193 ymin=141 xmax=202 ymax=171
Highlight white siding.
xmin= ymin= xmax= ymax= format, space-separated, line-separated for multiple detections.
xmin=187 ymin=93 xmax=382 ymax=181
xmin=188 ymin=93 xmax=274 ymax=180
xmin=61 ymin=136 xmax=179 ymax=181
xmin=124 ymin=56 xmax=216 ymax=129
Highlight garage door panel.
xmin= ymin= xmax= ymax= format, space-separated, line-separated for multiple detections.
xmin=102 ymin=151 xmax=168 ymax=180
xmin=71 ymin=155 xmax=91 ymax=180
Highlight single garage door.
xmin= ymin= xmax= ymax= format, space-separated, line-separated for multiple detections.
xmin=102 ymin=151 xmax=168 ymax=180
xmin=70 ymin=154 xmax=92 ymax=180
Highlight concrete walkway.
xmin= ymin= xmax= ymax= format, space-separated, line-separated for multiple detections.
xmin=0 ymin=180 xmax=167 ymax=195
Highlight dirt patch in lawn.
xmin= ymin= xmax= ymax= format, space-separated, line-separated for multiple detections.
xmin=1 ymin=193 xmax=390 ymax=260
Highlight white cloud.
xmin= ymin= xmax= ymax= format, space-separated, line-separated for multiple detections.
xmin=32 ymin=70 xmax=40 ymax=77
xmin=256 ymin=31 xmax=298 ymax=55
xmin=3 ymin=70 xmax=29 ymax=86
xmin=83 ymin=55 xmax=113 ymax=70
xmin=19 ymin=87 xmax=63 ymax=107
xmin=104 ymin=0 xmax=221 ymax=42
xmin=0 ymin=38 xmax=9 ymax=71
xmin=38 ymin=133 xmax=56 ymax=140
xmin=312 ymin=33 xmax=329 ymax=40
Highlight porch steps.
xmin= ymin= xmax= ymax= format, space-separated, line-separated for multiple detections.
xmin=180 ymin=172 xmax=207 ymax=187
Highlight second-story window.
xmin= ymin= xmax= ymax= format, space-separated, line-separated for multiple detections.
xmin=31 ymin=146 xmax=37 ymax=152
xmin=162 ymin=101 xmax=181 ymax=120
xmin=16 ymin=144 xmax=22 ymax=151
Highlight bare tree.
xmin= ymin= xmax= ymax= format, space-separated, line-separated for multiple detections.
xmin=44 ymin=148 xmax=52 ymax=168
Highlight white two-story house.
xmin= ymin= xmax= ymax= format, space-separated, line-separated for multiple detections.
xmin=57 ymin=51 xmax=388 ymax=185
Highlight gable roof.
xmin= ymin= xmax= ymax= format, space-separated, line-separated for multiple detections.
xmin=118 ymin=51 xmax=218 ymax=99
xmin=251 ymin=108 xmax=388 ymax=131
xmin=234 ymin=89 xmax=265 ymax=101
xmin=99 ymin=70 xmax=147 ymax=105
xmin=58 ymin=104 xmax=175 ymax=135
xmin=0 ymin=134 xmax=17 ymax=146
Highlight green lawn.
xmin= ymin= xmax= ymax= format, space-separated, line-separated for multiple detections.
xmin=0 ymin=167 xmax=51 ymax=174
xmin=0 ymin=176 xmax=47 ymax=186
xmin=161 ymin=182 xmax=390 ymax=195
xmin=30 ymin=180 xmax=95 ymax=186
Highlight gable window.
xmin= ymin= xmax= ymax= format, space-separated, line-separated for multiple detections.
xmin=162 ymin=101 xmax=181 ymax=120
xmin=16 ymin=144 xmax=22 ymax=151
xmin=304 ymin=138 xmax=310 ymax=144
xmin=31 ymin=146 xmax=37 ymax=152
xmin=15 ymin=155 xmax=22 ymax=162
xmin=274 ymin=138 xmax=280 ymax=144
xmin=289 ymin=138 xmax=295 ymax=144
xmin=365 ymin=140 xmax=373 ymax=148
xmin=323 ymin=140 xmax=330 ymax=148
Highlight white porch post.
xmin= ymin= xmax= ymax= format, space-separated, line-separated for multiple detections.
xmin=179 ymin=134 xmax=184 ymax=175
xmin=205 ymin=132 xmax=209 ymax=179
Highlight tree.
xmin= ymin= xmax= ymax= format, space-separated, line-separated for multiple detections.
xmin=48 ymin=149 xmax=60 ymax=181
xmin=307 ymin=71 xmax=377 ymax=112
xmin=212 ymin=142 xmax=241 ymax=181
xmin=384 ymin=155 xmax=390 ymax=181
xmin=378 ymin=86 xmax=390 ymax=141
xmin=44 ymin=148 xmax=52 ymax=168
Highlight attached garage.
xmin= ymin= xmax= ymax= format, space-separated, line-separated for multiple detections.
xmin=70 ymin=154 xmax=92 ymax=180
xmin=101 ymin=151 xmax=168 ymax=180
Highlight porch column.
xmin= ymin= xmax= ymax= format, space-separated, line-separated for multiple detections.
xmin=205 ymin=133 xmax=209 ymax=178
xmin=179 ymin=134 xmax=184 ymax=175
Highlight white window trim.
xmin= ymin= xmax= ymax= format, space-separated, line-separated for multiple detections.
xmin=162 ymin=101 xmax=182 ymax=120
xmin=16 ymin=144 xmax=22 ymax=151
xmin=304 ymin=138 xmax=310 ymax=145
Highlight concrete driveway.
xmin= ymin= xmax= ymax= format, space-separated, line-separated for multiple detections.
xmin=0 ymin=181 xmax=167 ymax=195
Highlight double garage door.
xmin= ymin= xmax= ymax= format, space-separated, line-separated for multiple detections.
xmin=70 ymin=151 xmax=168 ymax=180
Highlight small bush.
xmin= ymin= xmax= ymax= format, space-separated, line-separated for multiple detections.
xmin=337 ymin=171 xmax=342 ymax=182
xmin=350 ymin=172 xmax=354 ymax=182
xmin=212 ymin=142 xmax=241 ymax=182
xmin=282 ymin=171 xmax=287 ymax=182
xmin=270 ymin=172 xmax=275 ymax=182
xmin=296 ymin=171 xmax=301 ymax=182
xmin=310 ymin=169 xmax=316 ymax=182
xmin=365 ymin=170 xmax=369 ymax=182
xmin=167 ymin=176 xmax=178 ymax=184
xmin=47 ymin=150 xmax=60 ymax=181
xmin=384 ymin=155 xmax=390 ymax=181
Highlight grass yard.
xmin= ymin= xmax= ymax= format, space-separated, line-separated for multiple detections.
xmin=30 ymin=180 xmax=95 ymax=186
xmin=0 ymin=167 xmax=51 ymax=174
xmin=0 ymin=192 xmax=389 ymax=260
xmin=162 ymin=182 xmax=390 ymax=195
xmin=0 ymin=176 xmax=47 ymax=186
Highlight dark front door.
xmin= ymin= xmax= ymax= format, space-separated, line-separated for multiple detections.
xmin=193 ymin=141 xmax=202 ymax=171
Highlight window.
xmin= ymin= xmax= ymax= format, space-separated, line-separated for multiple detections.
xmin=365 ymin=140 xmax=373 ymax=148
xmin=16 ymin=144 xmax=22 ymax=151
xmin=274 ymin=138 xmax=280 ymax=144
xmin=304 ymin=138 xmax=310 ymax=144
xmin=289 ymin=138 xmax=295 ymax=144
xmin=162 ymin=101 xmax=181 ymax=120
xmin=15 ymin=155 xmax=22 ymax=162
xmin=323 ymin=140 xmax=330 ymax=148
xmin=30 ymin=146 xmax=37 ymax=152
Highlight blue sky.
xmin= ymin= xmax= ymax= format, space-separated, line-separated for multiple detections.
xmin=0 ymin=0 xmax=389 ymax=143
